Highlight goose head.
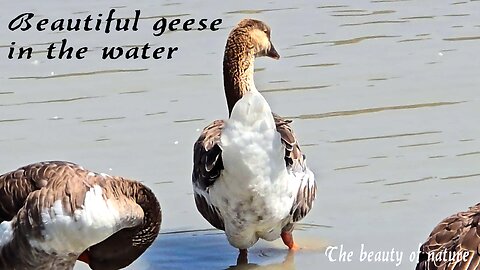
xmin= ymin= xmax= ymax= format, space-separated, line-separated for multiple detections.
xmin=77 ymin=181 xmax=162 ymax=270
xmin=228 ymin=18 xmax=280 ymax=60
xmin=223 ymin=19 xmax=280 ymax=115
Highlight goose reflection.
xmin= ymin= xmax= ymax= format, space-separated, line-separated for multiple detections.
xmin=228 ymin=250 xmax=295 ymax=270
xmin=145 ymin=230 xmax=300 ymax=270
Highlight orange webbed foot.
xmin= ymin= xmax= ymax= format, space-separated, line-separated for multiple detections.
xmin=281 ymin=231 xmax=300 ymax=251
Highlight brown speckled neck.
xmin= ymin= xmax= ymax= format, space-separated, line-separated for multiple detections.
xmin=223 ymin=27 xmax=256 ymax=117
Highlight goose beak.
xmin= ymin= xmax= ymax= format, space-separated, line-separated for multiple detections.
xmin=267 ymin=43 xmax=280 ymax=59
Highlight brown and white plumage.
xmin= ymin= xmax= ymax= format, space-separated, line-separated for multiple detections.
xmin=0 ymin=161 xmax=161 ymax=270
xmin=416 ymin=203 xmax=480 ymax=270
xmin=192 ymin=19 xmax=316 ymax=257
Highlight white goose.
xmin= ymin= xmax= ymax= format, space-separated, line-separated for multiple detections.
xmin=192 ymin=19 xmax=317 ymax=261
xmin=0 ymin=161 xmax=161 ymax=270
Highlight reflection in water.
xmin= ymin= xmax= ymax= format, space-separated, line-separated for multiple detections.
xmin=296 ymin=101 xmax=464 ymax=120
xmin=147 ymin=231 xmax=278 ymax=270
xmin=331 ymin=10 xmax=395 ymax=17
xmin=0 ymin=118 xmax=30 ymax=123
xmin=119 ymin=90 xmax=148 ymax=95
xmin=225 ymin=8 xmax=298 ymax=15
xmin=178 ymin=73 xmax=212 ymax=77
xmin=145 ymin=111 xmax=167 ymax=116
xmin=8 ymin=68 xmax=148 ymax=80
xmin=0 ymin=96 xmax=103 ymax=107
xmin=174 ymin=118 xmax=205 ymax=123
xmin=228 ymin=251 xmax=295 ymax=270
xmin=358 ymin=179 xmax=386 ymax=184
xmin=341 ymin=20 xmax=407 ymax=27
xmin=81 ymin=116 xmax=126 ymax=123
xmin=334 ymin=164 xmax=369 ymax=171
xmin=297 ymin=63 xmax=339 ymax=68
xmin=397 ymin=37 xmax=431 ymax=43
xmin=380 ymin=199 xmax=408 ymax=204
xmin=331 ymin=131 xmax=442 ymax=143
xmin=385 ymin=176 xmax=434 ymax=186
xmin=456 ymin=151 xmax=480 ymax=157
xmin=260 ymin=85 xmax=330 ymax=93
xmin=317 ymin=5 xmax=349 ymax=9
xmin=401 ymin=16 xmax=435 ymax=20
xmin=397 ymin=141 xmax=442 ymax=148
xmin=329 ymin=35 xmax=399 ymax=46
xmin=283 ymin=53 xmax=317 ymax=59
xmin=428 ymin=155 xmax=445 ymax=159
xmin=441 ymin=173 xmax=480 ymax=180
xmin=443 ymin=36 xmax=480 ymax=41
xmin=142 ymin=229 xmax=323 ymax=270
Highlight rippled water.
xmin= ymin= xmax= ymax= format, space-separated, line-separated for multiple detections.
xmin=1 ymin=0 xmax=479 ymax=269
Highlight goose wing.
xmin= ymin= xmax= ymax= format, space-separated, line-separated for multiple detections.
xmin=6 ymin=162 xmax=146 ymax=241
xmin=192 ymin=120 xmax=226 ymax=230
xmin=416 ymin=203 xmax=480 ymax=270
xmin=273 ymin=114 xmax=317 ymax=223
xmin=0 ymin=161 xmax=81 ymax=222
xmin=15 ymin=176 xmax=146 ymax=260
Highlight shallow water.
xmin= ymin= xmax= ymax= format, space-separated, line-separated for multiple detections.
xmin=1 ymin=0 xmax=480 ymax=269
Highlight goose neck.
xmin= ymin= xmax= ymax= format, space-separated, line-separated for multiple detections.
xmin=223 ymin=42 xmax=256 ymax=116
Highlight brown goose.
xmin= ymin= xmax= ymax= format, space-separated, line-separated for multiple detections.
xmin=192 ymin=19 xmax=317 ymax=260
xmin=0 ymin=161 xmax=161 ymax=270
xmin=416 ymin=203 xmax=480 ymax=270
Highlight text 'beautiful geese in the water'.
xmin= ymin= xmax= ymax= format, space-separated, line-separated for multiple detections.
xmin=416 ymin=203 xmax=480 ymax=270
xmin=192 ymin=19 xmax=317 ymax=262
xmin=0 ymin=161 xmax=161 ymax=270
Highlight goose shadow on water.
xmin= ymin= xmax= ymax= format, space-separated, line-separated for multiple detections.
xmin=139 ymin=229 xmax=300 ymax=270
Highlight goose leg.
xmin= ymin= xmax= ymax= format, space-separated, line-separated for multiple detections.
xmin=236 ymin=249 xmax=248 ymax=265
xmin=281 ymin=231 xmax=299 ymax=251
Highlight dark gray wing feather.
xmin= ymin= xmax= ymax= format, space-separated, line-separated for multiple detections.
xmin=192 ymin=120 xmax=226 ymax=230
xmin=273 ymin=113 xmax=317 ymax=224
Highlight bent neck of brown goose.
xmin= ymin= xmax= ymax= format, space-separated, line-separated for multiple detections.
xmin=223 ymin=31 xmax=257 ymax=117
xmin=87 ymin=179 xmax=162 ymax=270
